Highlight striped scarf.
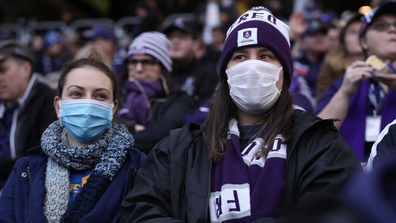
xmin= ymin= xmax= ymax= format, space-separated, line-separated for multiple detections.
xmin=209 ymin=119 xmax=287 ymax=222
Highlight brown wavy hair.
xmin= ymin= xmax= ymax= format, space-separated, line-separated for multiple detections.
xmin=325 ymin=18 xmax=363 ymax=78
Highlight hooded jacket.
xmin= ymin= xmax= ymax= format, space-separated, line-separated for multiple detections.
xmin=119 ymin=110 xmax=362 ymax=222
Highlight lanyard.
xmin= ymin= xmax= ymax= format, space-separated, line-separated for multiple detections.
xmin=368 ymin=81 xmax=385 ymax=117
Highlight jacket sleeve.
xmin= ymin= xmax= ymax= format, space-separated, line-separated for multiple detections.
xmin=119 ymin=136 xmax=182 ymax=223
xmin=301 ymin=125 xmax=361 ymax=201
xmin=132 ymin=93 xmax=195 ymax=154
xmin=367 ymin=119 xmax=396 ymax=172
xmin=280 ymin=121 xmax=363 ymax=220
xmin=252 ymin=122 xmax=363 ymax=223
xmin=0 ymin=158 xmax=24 ymax=223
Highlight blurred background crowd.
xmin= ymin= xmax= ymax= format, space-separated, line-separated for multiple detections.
xmin=0 ymin=0 xmax=376 ymax=79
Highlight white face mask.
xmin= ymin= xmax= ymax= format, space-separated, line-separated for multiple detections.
xmin=226 ymin=60 xmax=283 ymax=115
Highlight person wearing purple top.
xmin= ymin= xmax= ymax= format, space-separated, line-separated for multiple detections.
xmin=115 ymin=31 xmax=195 ymax=154
xmin=120 ymin=7 xmax=361 ymax=222
xmin=316 ymin=1 xmax=396 ymax=164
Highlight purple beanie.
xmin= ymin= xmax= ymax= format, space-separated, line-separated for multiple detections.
xmin=219 ymin=6 xmax=293 ymax=87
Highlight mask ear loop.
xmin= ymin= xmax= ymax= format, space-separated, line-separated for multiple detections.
xmin=274 ymin=66 xmax=283 ymax=86
xmin=160 ymin=74 xmax=170 ymax=97
xmin=57 ymin=97 xmax=63 ymax=126
xmin=149 ymin=74 xmax=169 ymax=104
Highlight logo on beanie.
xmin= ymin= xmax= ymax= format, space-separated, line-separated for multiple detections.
xmin=238 ymin=28 xmax=257 ymax=47
xmin=243 ymin=31 xmax=251 ymax=38
xmin=225 ymin=7 xmax=290 ymax=47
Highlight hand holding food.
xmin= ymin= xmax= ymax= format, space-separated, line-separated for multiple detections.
xmin=366 ymin=55 xmax=396 ymax=76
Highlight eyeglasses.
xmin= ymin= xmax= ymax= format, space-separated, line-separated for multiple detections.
xmin=128 ymin=59 xmax=159 ymax=69
xmin=371 ymin=21 xmax=396 ymax=31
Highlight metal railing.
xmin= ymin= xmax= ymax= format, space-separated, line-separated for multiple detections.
xmin=114 ymin=16 xmax=141 ymax=39
xmin=0 ymin=13 xmax=198 ymax=45
xmin=69 ymin=18 xmax=114 ymax=33
xmin=23 ymin=21 xmax=68 ymax=44
xmin=162 ymin=13 xmax=196 ymax=29
xmin=0 ymin=23 xmax=24 ymax=43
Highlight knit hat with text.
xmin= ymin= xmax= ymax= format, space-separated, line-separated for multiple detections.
xmin=219 ymin=6 xmax=293 ymax=87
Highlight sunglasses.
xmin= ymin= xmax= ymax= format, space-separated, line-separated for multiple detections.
xmin=128 ymin=58 xmax=159 ymax=69
xmin=371 ymin=21 xmax=396 ymax=31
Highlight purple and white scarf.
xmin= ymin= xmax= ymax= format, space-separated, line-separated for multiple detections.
xmin=209 ymin=119 xmax=287 ymax=222
xmin=339 ymin=79 xmax=396 ymax=161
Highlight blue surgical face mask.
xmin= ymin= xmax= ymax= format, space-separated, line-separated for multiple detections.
xmin=58 ymin=99 xmax=114 ymax=144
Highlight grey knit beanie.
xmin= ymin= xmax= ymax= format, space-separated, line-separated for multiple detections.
xmin=127 ymin=31 xmax=173 ymax=73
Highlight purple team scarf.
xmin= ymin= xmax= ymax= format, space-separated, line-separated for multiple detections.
xmin=209 ymin=119 xmax=287 ymax=222
xmin=340 ymin=79 xmax=396 ymax=161
xmin=117 ymin=79 xmax=164 ymax=125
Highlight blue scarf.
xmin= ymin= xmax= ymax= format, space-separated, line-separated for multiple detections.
xmin=209 ymin=119 xmax=287 ymax=222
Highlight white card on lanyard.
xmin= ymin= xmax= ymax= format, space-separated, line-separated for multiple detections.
xmin=365 ymin=115 xmax=381 ymax=142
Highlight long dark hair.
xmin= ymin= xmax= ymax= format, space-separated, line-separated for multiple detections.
xmin=202 ymin=74 xmax=295 ymax=160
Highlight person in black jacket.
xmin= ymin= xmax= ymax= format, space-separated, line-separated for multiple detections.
xmin=119 ymin=7 xmax=362 ymax=222
xmin=163 ymin=17 xmax=219 ymax=107
xmin=115 ymin=31 xmax=195 ymax=154
xmin=0 ymin=41 xmax=56 ymax=190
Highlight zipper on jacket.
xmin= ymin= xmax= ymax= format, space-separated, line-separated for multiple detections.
xmin=27 ymin=167 xmax=32 ymax=185
xmin=204 ymin=161 xmax=212 ymax=221
xmin=27 ymin=167 xmax=33 ymax=223
xmin=181 ymin=182 xmax=186 ymax=198
xmin=128 ymin=169 xmax=138 ymax=193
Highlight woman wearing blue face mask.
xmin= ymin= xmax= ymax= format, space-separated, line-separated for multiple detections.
xmin=0 ymin=53 xmax=146 ymax=223
xmin=119 ymin=7 xmax=362 ymax=222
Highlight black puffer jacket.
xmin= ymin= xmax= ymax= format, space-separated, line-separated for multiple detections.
xmin=115 ymin=89 xmax=196 ymax=155
xmin=119 ymin=110 xmax=362 ymax=222
xmin=132 ymin=90 xmax=195 ymax=154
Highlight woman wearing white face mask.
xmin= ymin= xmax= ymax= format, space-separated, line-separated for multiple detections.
xmin=0 ymin=53 xmax=146 ymax=223
xmin=120 ymin=7 xmax=362 ymax=222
